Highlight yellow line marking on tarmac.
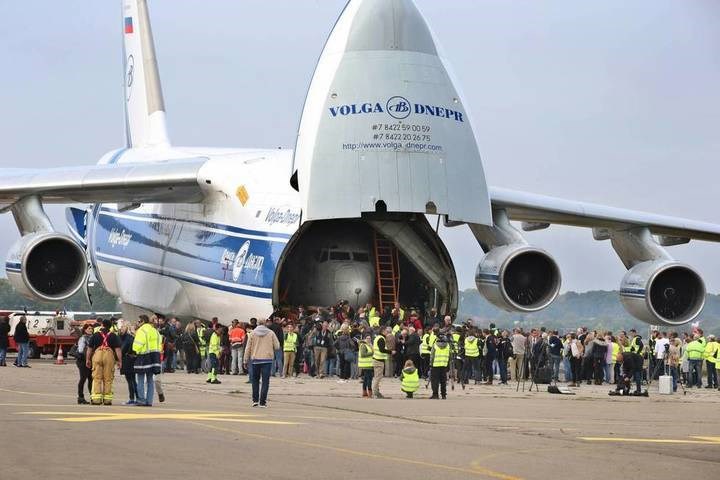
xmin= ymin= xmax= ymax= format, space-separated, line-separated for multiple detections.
xmin=579 ymin=436 xmax=720 ymax=445
xmin=17 ymin=411 xmax=300 ymax=425
xmin=189 ymin=421 xmax=522 ymax=480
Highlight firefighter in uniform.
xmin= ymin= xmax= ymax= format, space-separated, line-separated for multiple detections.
xmin=86 ymin=318 xmax=122 ymax=406
xmin=429 ymin=334 xmax=450 ymax=399
xmin=282 ymin=324 xmax=298 ymax=378
xmin=207 ymin=323 xmax=222 ymax=385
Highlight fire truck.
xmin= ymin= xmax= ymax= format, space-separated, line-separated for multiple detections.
xmin=4 ymin=311 xmax=120 ymax=358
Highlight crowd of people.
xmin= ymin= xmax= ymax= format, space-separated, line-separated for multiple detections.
xmin=2 ymin=301 xmax=719 ymax=406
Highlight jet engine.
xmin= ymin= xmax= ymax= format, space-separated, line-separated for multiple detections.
xmin=619 ymin=260 xmax=705 ymax=326
xmin=476 ymin=245 xmax=561 ymax=313
xmin=6 ymin=232 xmax=88 ymax=301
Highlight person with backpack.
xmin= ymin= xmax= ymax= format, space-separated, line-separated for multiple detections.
xmin=85 ymin=318 xmax=122 ymax=406
xmin=497 ymin=330 xmax=513 ymax=385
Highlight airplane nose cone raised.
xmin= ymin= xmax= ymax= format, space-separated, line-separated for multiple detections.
xmin=333 ymin=0 xmax=437 ymax=55
xmin=294 ymin=0 xmax=492 ymax=226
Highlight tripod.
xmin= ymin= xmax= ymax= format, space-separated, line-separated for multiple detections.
xmin=517 ymin=347 xmax=547 ymax=393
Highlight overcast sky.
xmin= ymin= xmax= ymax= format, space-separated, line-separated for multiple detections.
xmin=1 ymin=0 xmax=719 ymax=293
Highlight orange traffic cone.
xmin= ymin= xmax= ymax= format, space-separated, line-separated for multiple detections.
xmin=55 ymin=346 xmax=65 ymax=365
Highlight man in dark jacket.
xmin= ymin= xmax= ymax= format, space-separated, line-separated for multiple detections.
xmin=483 ymin=329 xmax=496 ymax=384
xmin=13 ymin=316 xmax=31 ymax=367
xmin=0 ymin=316 xmax=10 ymax=366
xmin=615 ymin=351 xmax=644 ymax=395
xmin=404 ymin=327 xmax=421 ymax=375
xmin=268 ymin=317 xmax=285 ymax=376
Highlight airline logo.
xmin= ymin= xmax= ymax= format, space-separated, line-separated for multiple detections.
xmin=328 ymin=96 xmax=464 ymax=123
xmin=124 ymin=17 xmax=134 ymax=34
xmin=229 ymin=241 xmax=266 ymax=282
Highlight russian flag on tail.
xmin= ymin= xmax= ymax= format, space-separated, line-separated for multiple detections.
xmin=124 ymin=17 xmax=134 ymax=34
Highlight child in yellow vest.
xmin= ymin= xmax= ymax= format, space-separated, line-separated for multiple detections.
xmin=400 ymin=359 xmax=420 ymax=398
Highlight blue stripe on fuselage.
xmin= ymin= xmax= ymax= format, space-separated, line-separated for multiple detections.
xmin=92 ymin=209 xmax=288 ymax=299
xmin=99 ymin=207 xmax=291 ymax=239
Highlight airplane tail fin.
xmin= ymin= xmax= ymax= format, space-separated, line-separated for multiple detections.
xmin=122 ymin=0 xmax=170 ymax=148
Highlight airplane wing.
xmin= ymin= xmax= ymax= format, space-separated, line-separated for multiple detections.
xmin=489 ymin=186 xmax=720 ymax=243
xmin=0 ymin=158 xmax=208 ymax=206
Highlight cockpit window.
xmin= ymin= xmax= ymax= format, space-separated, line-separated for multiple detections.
xmin=352 ymin=252 xmax=369 ymax=262
xmin=329 ymin=251 xmax=351 ymax=261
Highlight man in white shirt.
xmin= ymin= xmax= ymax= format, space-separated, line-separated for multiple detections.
xmin=509 ymin=329 xmax=527 ymax=381
xmin=653 ymin=332 xmax=670 ymax=379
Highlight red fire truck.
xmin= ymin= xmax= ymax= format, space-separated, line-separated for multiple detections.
xmin=3 ymin=311 xmax=120 ymax=358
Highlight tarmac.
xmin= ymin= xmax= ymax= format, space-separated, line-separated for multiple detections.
xmin=0 ymin=359 xmax=718 ymax=479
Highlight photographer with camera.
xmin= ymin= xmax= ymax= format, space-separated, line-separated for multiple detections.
xmin=611 ymin=350 xmax=645 ymax=396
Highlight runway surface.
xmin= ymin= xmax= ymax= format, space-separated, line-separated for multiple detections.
xmin=0 ymin=360 xmax=718 ymax=479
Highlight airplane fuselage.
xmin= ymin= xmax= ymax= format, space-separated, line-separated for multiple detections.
xmin=86 ymin=147 xmax=300 ymax=320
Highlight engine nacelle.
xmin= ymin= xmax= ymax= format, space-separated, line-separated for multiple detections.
xmin=620 ymin=260 xmax=705 ymax=326
xmin=476 ymin=245 xmax=561 ymax=313
xmin=5 ymin=232 xmax=88 ymax=302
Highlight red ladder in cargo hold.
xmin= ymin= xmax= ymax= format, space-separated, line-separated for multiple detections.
xmin=373 ymin=231 xmax=400 ymax=311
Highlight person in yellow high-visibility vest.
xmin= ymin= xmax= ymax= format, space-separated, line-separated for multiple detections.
xmin=463 ymin=330 xmax=481 ymax=385
xmin=400 ymin=359 xmax=419 ymax=398
xmin=419 ymin=329 xmax=431 ymax=379
xmin=207 ymin=323 xmax=222 ymax=385
xmin=429 ymin=334 xmax=450 ymax=399
xmin=358 ymin=335 xmax=374 ymax=397
xmin=372 ymin=327 xmax=390 ymax=399
xmin=368 ymin=305 xmax=381 ymax=328
xmin=132 ymin=315 xmax=162 ymax=407
xmin=704 ymin=334 xmax=718 ymax=389
xmin=282 ymin=324 xmax=298 ymax=378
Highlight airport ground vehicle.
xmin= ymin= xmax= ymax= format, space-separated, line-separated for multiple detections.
xmin=3 ymin=311 xmax=118 ymax=358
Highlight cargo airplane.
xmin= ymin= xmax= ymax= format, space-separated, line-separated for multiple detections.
xmin=2 ymin=0 xmax=719 ymax=326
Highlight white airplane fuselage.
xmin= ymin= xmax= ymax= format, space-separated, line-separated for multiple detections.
xmin=86 ymin=147 xmax=303 ymax=320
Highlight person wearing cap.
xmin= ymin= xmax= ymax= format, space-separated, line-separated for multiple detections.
xmin=704 ymin=334 xmax=718 ymax=389
xmin=429 ymin=333 xmax=450 ymax=399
